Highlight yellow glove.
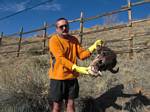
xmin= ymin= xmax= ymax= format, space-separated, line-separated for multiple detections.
xmin=88 ymin=40 xmax=104 ymax=53
xmin=72 ymin=64 xmax=90 ymax=75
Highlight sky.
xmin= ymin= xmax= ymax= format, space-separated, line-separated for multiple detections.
xmin=0 ymin=0 xmax=149 ymax=37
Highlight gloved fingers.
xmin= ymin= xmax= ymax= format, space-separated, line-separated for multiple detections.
xmin=76 ymin=67 xmax=90 ymax=75
xmin=79 ymin=70 xmax=89 ymax=75
xmin=84 ymin=71 xmax=90 ymax=75
xmin=95 ymin=40 xmax=104 ymax=46
xmin=83 ymin=67 xmax=90 ymax=74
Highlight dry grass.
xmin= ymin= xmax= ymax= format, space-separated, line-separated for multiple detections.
xmin=0 ymin=55 xmax=50 ymax=112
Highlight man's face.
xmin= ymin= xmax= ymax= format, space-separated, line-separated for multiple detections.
xmin=56 ymin=20 xmax=69 ymax=36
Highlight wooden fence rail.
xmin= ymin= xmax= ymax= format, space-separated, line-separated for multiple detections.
xmin=1 ymin=30 xmax=150 ymax=48
xmin=0 ymin=18 xmax=149 ymax=56
xmin=0 ymin=0 xmax=150 ymax=57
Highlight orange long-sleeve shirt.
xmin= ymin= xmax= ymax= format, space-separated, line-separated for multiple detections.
xmin=48 ymin=34 xmax=91 ymax=80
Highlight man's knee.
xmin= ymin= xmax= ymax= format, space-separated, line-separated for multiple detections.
xmin=66 ymin=99 xmax=75 ymax=112
xmin=52 ymin=102 xmax=62 ymax=112
xmin=66 ymin=99 xmax=75 ymax=107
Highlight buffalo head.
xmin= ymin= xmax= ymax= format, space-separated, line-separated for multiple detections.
xmin=89 ymin=45 xmax=119 ymax=76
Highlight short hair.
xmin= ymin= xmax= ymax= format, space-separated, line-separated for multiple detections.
xmin=55 ymin=18 xmax=68 ymax=27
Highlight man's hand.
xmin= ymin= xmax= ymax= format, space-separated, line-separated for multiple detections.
xmin=88 ymin=40 xmax=104 ymax=53
xmin=72 ymin=64 xmax=90 ymax=75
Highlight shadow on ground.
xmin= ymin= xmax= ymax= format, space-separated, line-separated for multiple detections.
xmin=77 ymin=84 xmax=150 ymax=112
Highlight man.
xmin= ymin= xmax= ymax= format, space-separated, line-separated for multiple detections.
xmin=48 ymin=18 xmax=103 ymax=112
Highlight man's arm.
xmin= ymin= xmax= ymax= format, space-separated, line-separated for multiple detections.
xmin=76 ymin=41 xmax=91 ymax=60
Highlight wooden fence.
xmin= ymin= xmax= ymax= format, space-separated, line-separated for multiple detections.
xmin=0 ymin=0 xmax=150 ymax=58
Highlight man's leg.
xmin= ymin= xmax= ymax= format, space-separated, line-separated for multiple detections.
xmin=49 ymin=80 xmax=63 ymax=112
xmin=65 ymin=99 xmax=75 ymax=112
xmin=52 ymin=101 xmax=62 ymax=112
xmin=65 ymin=79 xmax=79 ymax=112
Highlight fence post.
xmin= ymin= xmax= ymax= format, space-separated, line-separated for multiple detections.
xmin=79 ymin=11 xmax=84 ymax=44
xmin=43 ymin=22 xmax=47 ymax=54
xmin=127 ymin=0 xmax=133 ymax=59
xmin=0 ymin=32 xmax=3 ymax=45
xmin=17 ymin=27 xmax=23 ymax=57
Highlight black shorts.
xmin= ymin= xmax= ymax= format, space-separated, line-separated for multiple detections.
xmin=48 ymin=79 xmax=79 ymax=102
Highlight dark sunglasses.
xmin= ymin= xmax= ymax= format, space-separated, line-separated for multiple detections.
xmin=58 ymin=24 xmax=69 ymax=29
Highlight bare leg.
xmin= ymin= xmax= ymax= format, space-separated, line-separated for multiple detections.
xmin=52 ymin=101 xmax=62 ymax=112
xmin=65 ymin=99 xmax=75 ymax=112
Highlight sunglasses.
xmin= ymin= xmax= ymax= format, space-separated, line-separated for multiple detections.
xmin=58 ymin=24 xmax=69 ymax=29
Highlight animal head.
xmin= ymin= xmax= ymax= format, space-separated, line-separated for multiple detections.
xmin=89 ymin=45 xmax=119 ymax=76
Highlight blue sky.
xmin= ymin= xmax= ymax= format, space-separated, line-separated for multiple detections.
xmin=0 ymin=0 xmax=149 ymax=37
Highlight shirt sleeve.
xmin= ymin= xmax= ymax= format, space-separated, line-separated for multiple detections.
xmin=49 ymin=37 xmax=74 ymax=70
xmin=76 ymin=39 xmax=91 ymax=60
